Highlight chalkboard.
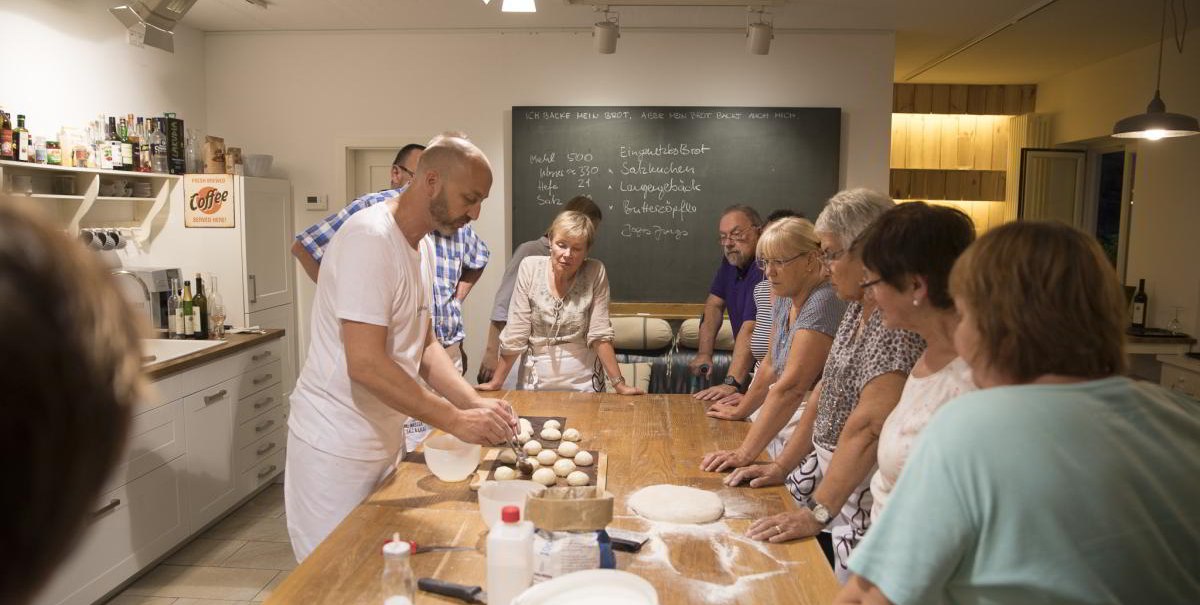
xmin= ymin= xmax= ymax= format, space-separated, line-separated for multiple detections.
xmin=511 ymin=106 xmax=840 ymax=303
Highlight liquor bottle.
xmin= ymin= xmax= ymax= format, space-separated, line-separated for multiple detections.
xmin=167 ymin=278 xmax=182 ymax=339
xmin=1131 ymin=279 xmax=1148 ymax=329
xmin=192 ymin=273 xmax=209 ymax=340
xmin=15 ymin=114 xmax=30 ymax=162
xmin=164 ymin=112 xmax=185 ymax=175
xmin=150 ymin=118 xmax=169 ymax=174
xmin=0 ymin=111 xmax=13 ymax=160
xmin=137 ymin=117 xmax=152 ymax=172
xmin=107 ymin=117 xmax=123 ymax=171
xmin=128 ymin=115 xmax=143 ymax=172
xmin=119 ymin=117 xmax=134 ymax=170
xmin=181 ymin=280 xmax=195 ymax=338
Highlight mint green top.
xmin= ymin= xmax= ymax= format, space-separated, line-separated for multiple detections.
xmin=849 ymin=376 xmax=1200 ymax=605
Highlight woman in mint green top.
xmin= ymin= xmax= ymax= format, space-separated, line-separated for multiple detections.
xmin=836 ymin=222 xmax=1200 ymax=604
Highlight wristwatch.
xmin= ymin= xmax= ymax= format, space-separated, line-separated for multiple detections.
xmin=811 ymin=502 xmax=834 ymax=526
xmin=722 ymin=375 xmax=747 ymax=394
xmin=610 ymin=375 xmax=626 ymax=387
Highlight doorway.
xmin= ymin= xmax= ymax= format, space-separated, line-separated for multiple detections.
xmin=348 ymin=148 xmax=401 ymax=201
xmin=1084 ymin=145 xmax=1136 ymax=283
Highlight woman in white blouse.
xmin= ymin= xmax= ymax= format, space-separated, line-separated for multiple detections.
xmin=477 ymin=211 xmax=642 ymax=395
xmin=855 ymin=202 xmax=977 ymax=519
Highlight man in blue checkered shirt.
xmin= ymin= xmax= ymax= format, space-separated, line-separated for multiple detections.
xmin=291 ymin=143 xmax=491 ymax=448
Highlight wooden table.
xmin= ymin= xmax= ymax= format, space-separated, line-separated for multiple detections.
xmin=269 ymin=392 xmax=839 ymax=604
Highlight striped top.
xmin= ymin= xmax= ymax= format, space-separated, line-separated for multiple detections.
xmin=749 ymin=280 xmax=774 ymax=369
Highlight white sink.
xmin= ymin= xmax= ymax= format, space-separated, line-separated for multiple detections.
xmin=142 ymin=338 xmax=223 ymax=365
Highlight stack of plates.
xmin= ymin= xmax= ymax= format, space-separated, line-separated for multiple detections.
xmin=134 ymin=182 xmax=153 ymax=198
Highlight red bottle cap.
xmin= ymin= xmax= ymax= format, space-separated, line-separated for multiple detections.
xmin=501 ymin=505 xmax=520 ymax=523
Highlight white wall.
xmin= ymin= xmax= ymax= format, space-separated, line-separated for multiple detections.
xmin=203 ymin=29 xmax=896 ymax=373
xmin=1038 ymin=37 xmax=1200 ymax=337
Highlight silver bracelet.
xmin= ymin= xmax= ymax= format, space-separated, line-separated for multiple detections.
xmin=609 ymin=375 xmax=626 ymax=386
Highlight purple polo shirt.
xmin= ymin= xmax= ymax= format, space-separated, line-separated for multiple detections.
xmin=708 ymin=258 xmax=764 ymax=337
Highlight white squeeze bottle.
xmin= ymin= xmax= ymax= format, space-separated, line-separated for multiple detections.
xmin=487 ymin=505 xmax=534 ymax=605
xmin=381 ymin=533 xmax=416 ymax=605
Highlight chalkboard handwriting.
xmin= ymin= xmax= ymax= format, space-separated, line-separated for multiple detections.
xmin=619 ymin=178 xmax=702 ymax=201
xmin=620 ymin=158 xmax=696 ymax=176
xmin=622 ymin=199 xmax=699 ymax=222
xmin=540 ymin=167 xmax=565 ymax=178
xmin=529 ymin=152 xmax=556 ymax=164
xmin=619 ymin=224 xmax=690 ymax=241
xmin=619 ymin=143 xmax=711 ymax=159
xmin=537 ymin=194 xmax=561 ymax=206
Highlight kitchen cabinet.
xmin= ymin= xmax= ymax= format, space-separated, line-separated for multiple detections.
xmin=239 ymin=177 xmax=293 ymax=313
xmin=1158 ymin=354 xmax=1200 ymax=400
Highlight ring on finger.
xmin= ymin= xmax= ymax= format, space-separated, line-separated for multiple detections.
xmin=774 ymin=525 xmax=782 ymax=535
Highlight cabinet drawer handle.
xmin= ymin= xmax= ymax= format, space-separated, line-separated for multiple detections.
xmin=92 ymin=498 xmax=121 ymax=519
xmin=256 ymin=442 xmax=277 ymax=456
xmin=204 ymin=389 xmax=228 ymax=404
xmin=253 ymin=396 xmax=274 ymax=409
xmin=257 ymin=464 xmax=277 ymax=479
xmin=252 ymin=350 xmax=272 ymax=362
xmin=255 ymin=419 xmax=275 ymax=433
xmin=252 ymin=374 xmax=274 ymax=386
xmin=248 ymin=274 xmax=257 ymax=303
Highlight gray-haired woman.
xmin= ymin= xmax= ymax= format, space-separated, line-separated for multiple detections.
xmin=726 ymin=189 xmax=925 ymax=582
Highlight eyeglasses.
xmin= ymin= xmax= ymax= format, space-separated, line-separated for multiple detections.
xmin=718 ymin=228 xmax=752 ymax=245
xmin=395 ymin=165 xmax=415 ymax=179
xmin=859 ymin=277 xmax=883 ymax=290
xmin=819 ymin=248 xmax=846 ymax=266
xmin=756 ymin=252 xmax=808 ymax=271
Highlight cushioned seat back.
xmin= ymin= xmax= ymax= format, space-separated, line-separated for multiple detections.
xmin=611 ymin=316 xmax=674 ymax=351
xmin=677 ymin=318 xmax=736 ymax=351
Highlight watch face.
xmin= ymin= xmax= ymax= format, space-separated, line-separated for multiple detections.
xmin=723 ymin=376 xmax=738 ymax=386
xmin=812 ymin=505 xmax=831 ymax=524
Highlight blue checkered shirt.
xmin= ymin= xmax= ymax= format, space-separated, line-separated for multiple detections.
xmin=294 ymin=187 xmax=491 ymax=346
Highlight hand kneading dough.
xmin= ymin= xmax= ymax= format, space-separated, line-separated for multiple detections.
xmin=540 ymin=427 xmax=562 ymax=441
xmin=494 ymin=466 xmax=517 ymax=480
xmin=523 ymin=440 xmax=542 ymax=455
xmin=567 ymin=470 xmax=590 ymax=486
xmin=557 ymin=442 xmax=580 ymax=457
xmin=561 ymin=428 xmax=582 ymax=442
xmin=543 ymin=419 xmax=562 ymax=430
xmin=497 ymin=449 xmax=518 ymax=464
xmin=532 ymin=467 xmax=558 ymax=486
xmin=573 ymin=451 xmax=594 ymax=466
xmin=552 ymin=458 xmax=576 ymax=477
xmin=628 ymin=485 xmax=724 ymax=524
xmin=536 ymin=449 xmax=558 ymax=465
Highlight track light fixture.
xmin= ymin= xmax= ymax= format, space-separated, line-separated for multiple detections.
xmin=746 ymin=7 xmax=773 ymax=55
xmin=594 ymin=7 xmax=620 ymax=54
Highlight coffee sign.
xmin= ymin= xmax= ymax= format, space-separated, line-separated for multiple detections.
xmin=184 ymin=174 xmax=236 ymax=228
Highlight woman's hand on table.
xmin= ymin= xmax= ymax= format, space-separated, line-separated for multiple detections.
xmin=614 ymin=382 xmax=645 ymax=396
xmin=706 ymin=398 xmax=748 ymax=420
xmin=700 ymin=448 xmax=754 ymax=472
xmin=746 ymin=508 xmax=824 ymax=543
xmin=693 ymin=383 xmax=737 ymax=401
xmin=725 ymin=461 xmax=786 ymax=488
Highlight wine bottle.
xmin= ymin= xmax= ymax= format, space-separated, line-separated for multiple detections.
xmin=1131 ymin=279 xmax=1148 ymax=329
xmin=0 ymin=111 xmax=13 ymax=161
xmin=193 ymin=273 xmax=209 ymax=340
xmin=182 ymin=280 xmax=195 ymax=339
xmin=15 ymin=114 xmax=30 ymax=162
xmin=167 ymin=278 xmax=182 ymax=339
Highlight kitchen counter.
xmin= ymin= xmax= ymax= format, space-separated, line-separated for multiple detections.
xmin=269 ymin=391 xmax=840 ymax=604
xmin=144 ymin=330 xmax=285 ymax=380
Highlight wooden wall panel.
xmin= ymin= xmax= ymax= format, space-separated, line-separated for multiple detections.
xmin=894 ymin=83 xmax=1036 ymax=115
xmin=894 ymin=84 xmax=916 ymax=113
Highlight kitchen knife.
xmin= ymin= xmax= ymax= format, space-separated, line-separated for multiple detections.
xmin=418 ymin=578 xmax=487 ymax=604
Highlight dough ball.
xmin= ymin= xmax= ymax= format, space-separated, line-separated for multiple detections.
xmin=543 ymin=419 xmax=562 ymax=430
xmin=540 ymin=427 xmax=562 ymax=441
xmin=574 ymin=451 xmax=594 ymax=467
xmin=517 ymin=431 xmax=532 ymax=444
xmin=523 ymin=440 xmax=542 ymax=455
xmin=519 ymin=418 xmax=533 ymax=433
xmin=561 ymin=428 xmax=582 ymax=442
xmin=557 ymin=442 xmax=580 ymax=458
xmin=552 ymin=458 xmax=576 ymax=477
xmin=497 ymin=449 xmax=518 ymax=465
xmin=566 ymin=470 xmax=590 ymax=486
xmin=494 ymin=466 xmax=517 ymax=481
xmin=628 ymin=485 xmax=724 ymax=524
xmin=536 ymin=449 xmax=558 ymax=465
xmin=532 ymin=467 xmax=558 ymax=486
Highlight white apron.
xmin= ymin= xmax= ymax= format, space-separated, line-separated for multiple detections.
xmin=518 ymin=341 xmax=597 ymax=392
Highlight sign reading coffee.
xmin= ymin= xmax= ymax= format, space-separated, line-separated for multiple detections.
xmin=183 ymin=173 xmax=236 ymax=228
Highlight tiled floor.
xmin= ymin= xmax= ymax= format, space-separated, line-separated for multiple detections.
xmin=105 ymin=485 xmax=293 ymax=605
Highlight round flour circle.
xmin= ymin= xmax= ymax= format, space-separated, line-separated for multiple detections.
xmin=627 ymin=485 xmax=724 ymax=524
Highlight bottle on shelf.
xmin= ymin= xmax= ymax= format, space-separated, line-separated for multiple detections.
xmin=106 ymin=116 xmax=122 ymax=171
xmin=137 ymin=117 xmax=152 ymax=172
xmin=487 ymin=505 xmax=534 ymax=605
xmin=193 ymin=273 xmax=209 ymax=340
xmin=181 ymin=280 xmax=195 ymax=339
xmin=167 ymin=278 xmax=182 ymax=339
xmin=128 ymin=114 xmax=143 ymax=172
xmin=185 ymin=128 xmax=200 ymax=174
xmin=15 ymin=114 xmax=31 ymax=162
xmin=150 ymin=118 xmax=169 ymax=174
xmin=33 ymin=136 xmax=47 ymax=164
xmin=1 ymin=111 xmax=13 ymax=161
xmin=119 ymin=117 xmax=134 ymax=170
xmin=381 ymin=533 xmax=416 ymax=605
xmin=1131 ymin=278 xmax=1148 ymax=329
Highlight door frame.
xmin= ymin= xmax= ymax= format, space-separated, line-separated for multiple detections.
xmin=332 ymin=135 xmax=430 ymax=208
xmin=1017 ymin=147 xmax=1087 ymax=224
xmin=1081 ymin=141 xmax=1136 ymax=283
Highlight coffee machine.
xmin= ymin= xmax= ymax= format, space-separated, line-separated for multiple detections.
xmin=124 ymin=267 xmax=182 ymax=330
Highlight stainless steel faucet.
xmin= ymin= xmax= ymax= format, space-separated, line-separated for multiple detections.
xmin=111 ymin=270 xmax=151 ymax=301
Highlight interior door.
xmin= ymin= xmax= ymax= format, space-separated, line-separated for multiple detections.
xmin=243 ymin=177 xmax=294 ymax=313
xmin=351 ymin=148 xmax=399 ymax=200
xmin=1018 ymin=148 xmax=1087 ymax=225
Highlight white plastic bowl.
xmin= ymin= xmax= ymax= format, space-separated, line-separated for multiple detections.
xmin=423 ymin=434 xmax=481 ymax=482
xmin=478 ymin=480 xmax=546 ymax=528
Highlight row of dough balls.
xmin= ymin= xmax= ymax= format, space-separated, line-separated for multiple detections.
xmin=498 ymin=446 xmax=594 ymax=467
xmin=494 ymin=460 xmax=589 ymax=486
xmin=516 ymin=418 xmax=582 ymax=445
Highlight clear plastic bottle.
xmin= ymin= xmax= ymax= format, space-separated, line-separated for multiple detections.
xmin=381 ymin=534 xmax=416 ymax=605
xmin=487 ymin=505 xmax=534 ymax=605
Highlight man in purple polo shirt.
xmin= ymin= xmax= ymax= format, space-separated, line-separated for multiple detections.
xmin=688 ymin=205 xmax=765 ymax=389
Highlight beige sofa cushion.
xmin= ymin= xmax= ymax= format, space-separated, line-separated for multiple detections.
xmin=678 ymin=318 xmax=735 ymax=351
xmin=611 ymin=317 xmax=674 ymax=351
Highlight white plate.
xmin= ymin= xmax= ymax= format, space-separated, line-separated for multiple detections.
xmin=512 ymin=570 xmax=658 ymax=605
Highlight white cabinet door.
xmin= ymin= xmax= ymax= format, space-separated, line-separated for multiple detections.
xmin=241 ymin=177 xmax=293 ymax=313
xmin=184 ymin=377 xmax=240 ymax=530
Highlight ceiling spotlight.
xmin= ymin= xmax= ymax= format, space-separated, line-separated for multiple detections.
xmin=746 ymin=8 xmax=773 ymax=55
xmin=594 ymin=8 xmax=619 ymax=54
xmin=110 ymin=0 xmax=199 ymax=53
xmin=501 ymin=0 xmax=536 ymax=12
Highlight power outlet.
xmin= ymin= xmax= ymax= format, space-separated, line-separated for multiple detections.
xmin=304 ymin=193 xmax=328 ymax=211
